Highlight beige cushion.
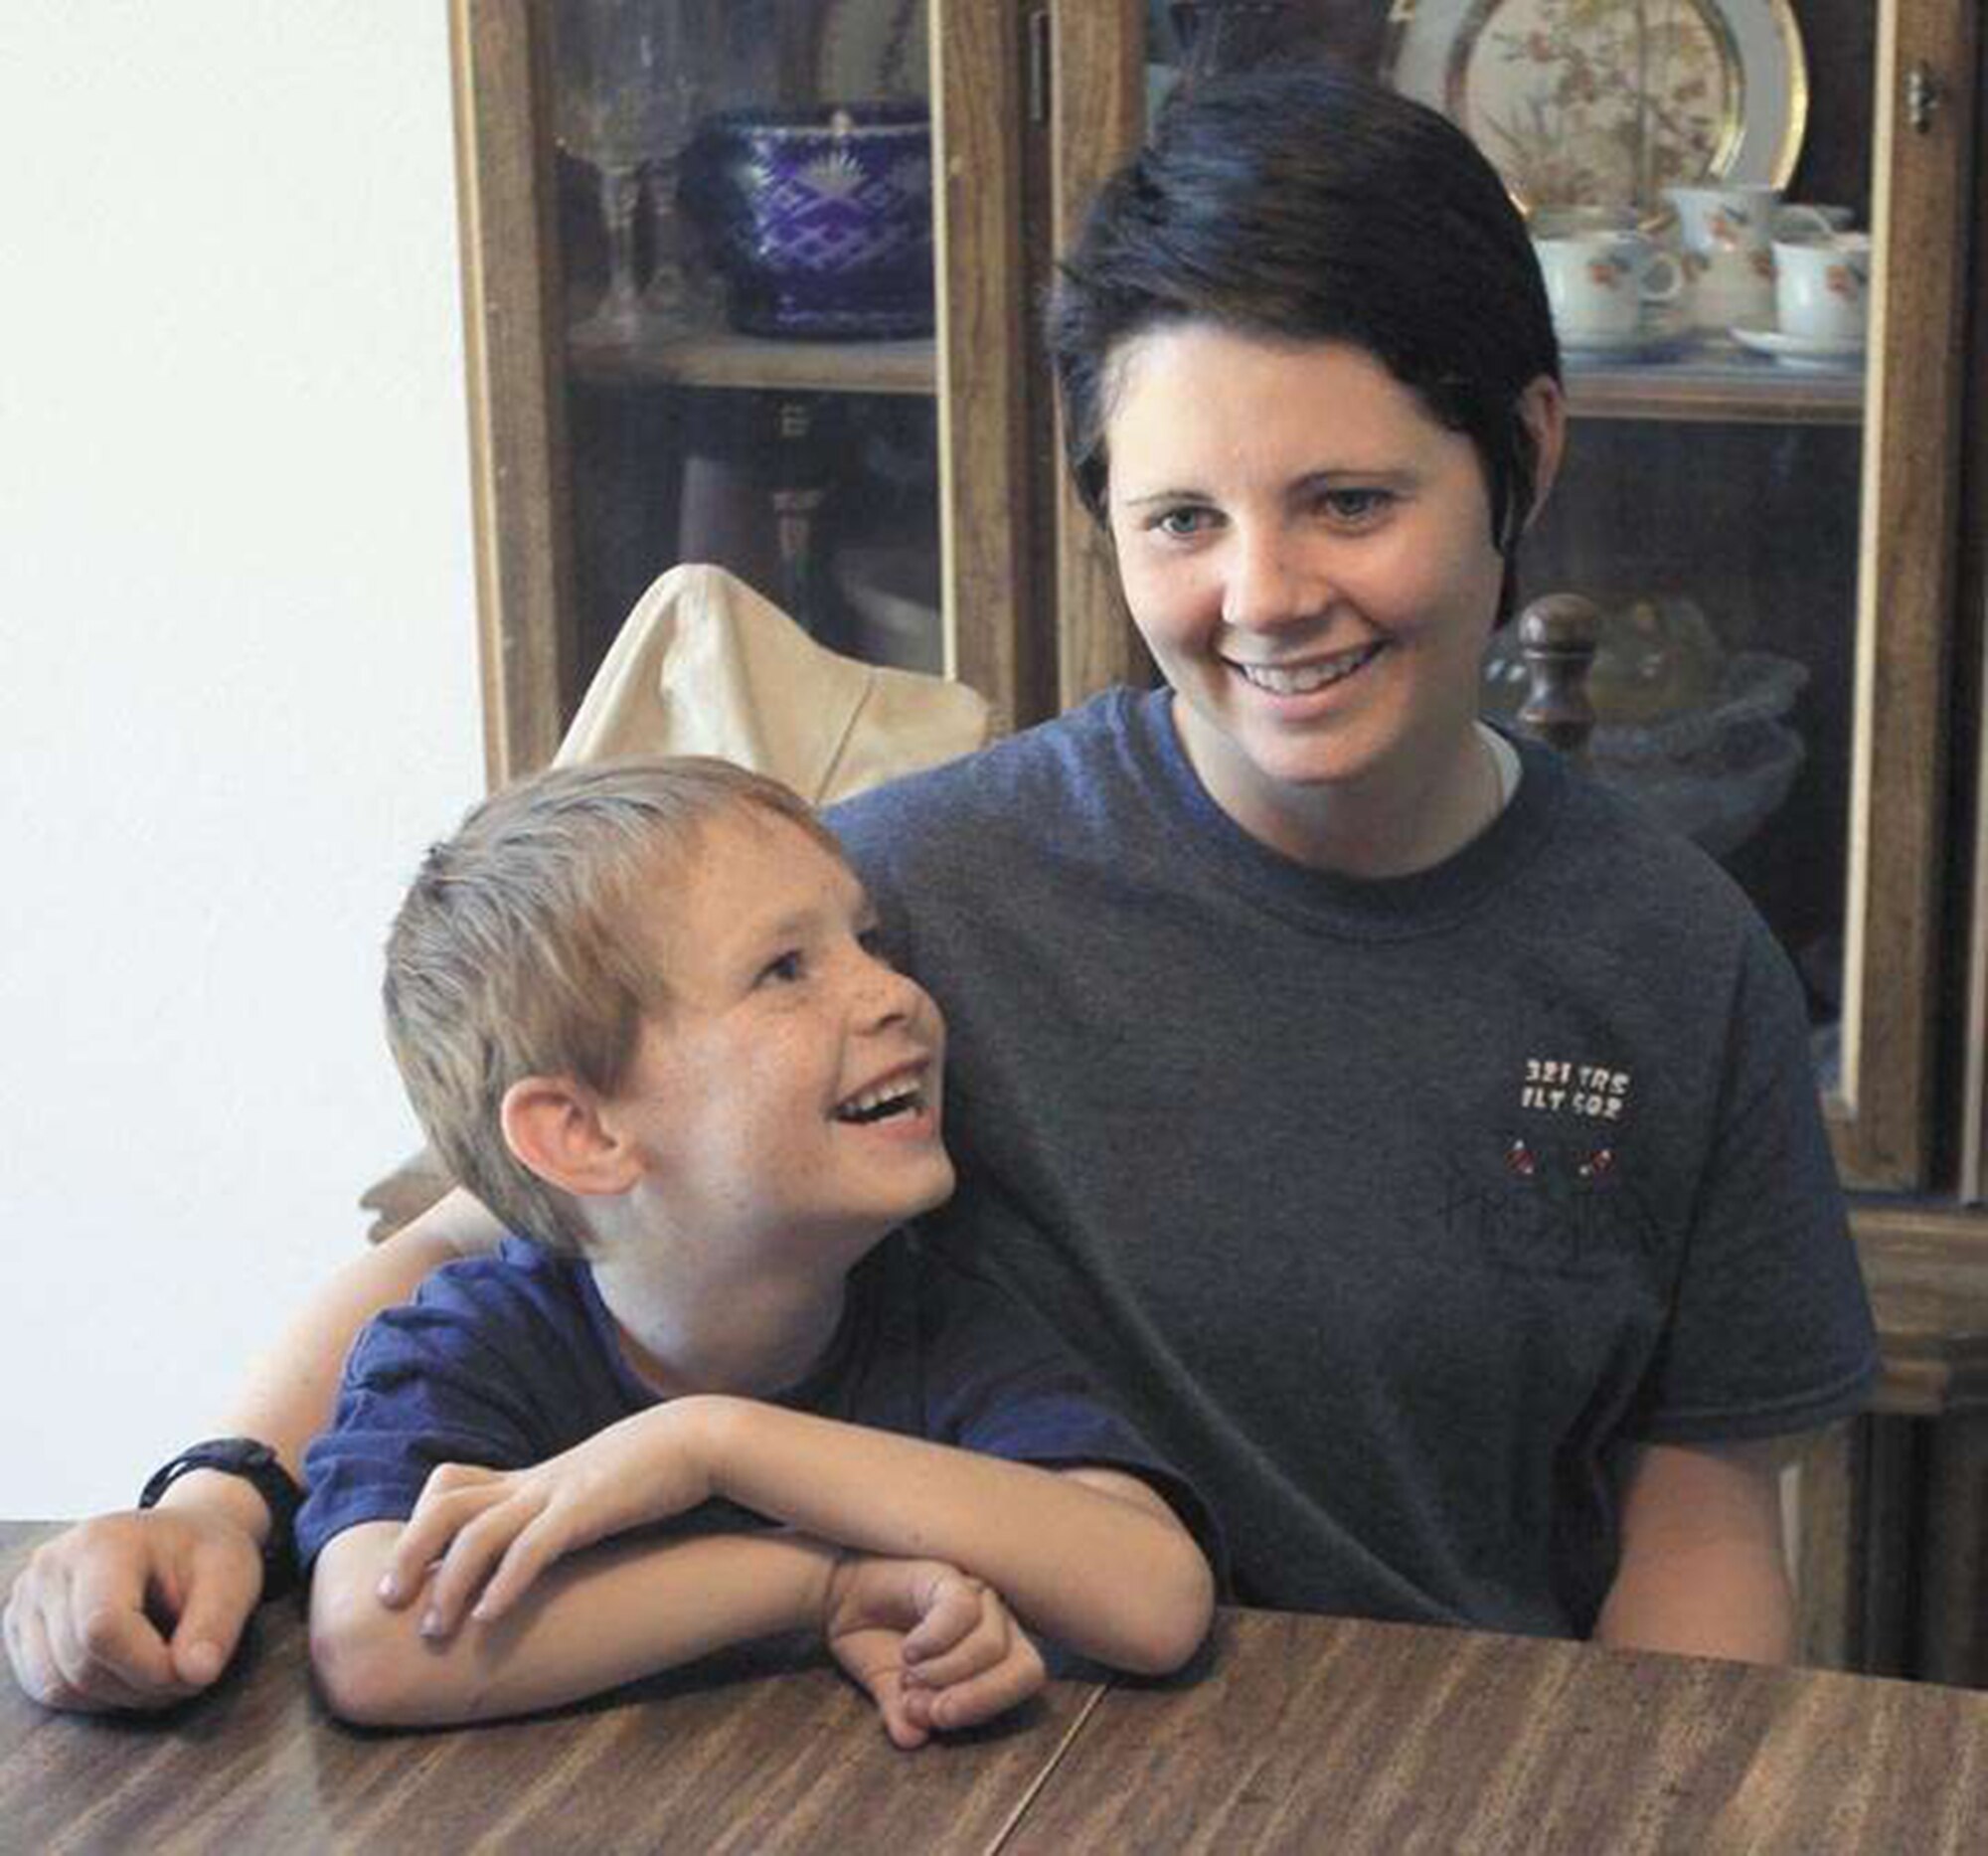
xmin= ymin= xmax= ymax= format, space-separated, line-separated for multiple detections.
xmin=553 ymin=563 xmax=995 ymax=802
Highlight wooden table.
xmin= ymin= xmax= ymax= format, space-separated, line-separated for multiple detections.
xmin=7 ymin=1523 xmax=1987 ymax=1854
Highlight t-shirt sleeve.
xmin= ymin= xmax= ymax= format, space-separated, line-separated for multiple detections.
xmin=1634 ymin=922 xmax=1880 ymax=1443
xmin=295 ymin=1264 xmax=573 ymax=1569
xmin=910 ymin=1242 xmax=1226 ymax=1580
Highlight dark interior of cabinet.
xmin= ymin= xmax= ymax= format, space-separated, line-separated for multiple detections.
xmin=564 ymin=378 xmax=942 ymax=682
xmin=1521 ymin=421 xmax=1861 ymax=1051
xmin=551 ymin=99 xmax=945 ymax=687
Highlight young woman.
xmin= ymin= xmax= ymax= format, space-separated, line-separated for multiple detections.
xmin=8 ymin=65 xmax=1874 ymax=1711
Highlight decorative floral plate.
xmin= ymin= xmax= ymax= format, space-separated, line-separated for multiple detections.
xmin=1555 ymin=311 xmax=1695 ymax=364
xmin=1384 ymin=0 xmax=1808 ymax=212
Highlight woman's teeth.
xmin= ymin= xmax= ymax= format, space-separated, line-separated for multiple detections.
xmin=1234 ymin=644 xmax=1382 ymax=694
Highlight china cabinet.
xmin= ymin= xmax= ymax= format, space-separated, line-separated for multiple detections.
xmin=446 ymin=0 xmax=1987 ymax=1677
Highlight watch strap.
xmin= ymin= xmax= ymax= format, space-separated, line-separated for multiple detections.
xmin=139 ymin=1436 xmax=304 ymax=1600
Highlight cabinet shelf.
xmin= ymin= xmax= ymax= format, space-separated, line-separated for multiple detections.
xmin=565 ymin=324 xmax=1862 ymax=420
xmin=567 ymin=328 xmax=935 ymax=397
xmin=565 ymin=333 xmax=1860 ymax=422
xmin=1564 ymin=352 xmax=1863 ymax=425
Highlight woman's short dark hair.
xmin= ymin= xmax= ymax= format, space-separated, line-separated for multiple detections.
xmin=1047 ymin=64 xmax=1560 ymax=615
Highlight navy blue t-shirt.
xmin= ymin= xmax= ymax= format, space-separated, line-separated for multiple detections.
xmin=298 ymin=1230 xmax=1216 ymax=1578
xmin=828 ymin=691 xmax=1878 ymax=1630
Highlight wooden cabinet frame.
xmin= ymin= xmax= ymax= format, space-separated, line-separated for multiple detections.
xmin=1833 ymin=0 xmax=1978 ymax=1191
xmin=932 ymin=0 xmax=1041 ymax=734
xmin=1959 ymin=0 xmax=1988 ymax=1211
xmin=450 ymin=0 xmax=575 ymax=784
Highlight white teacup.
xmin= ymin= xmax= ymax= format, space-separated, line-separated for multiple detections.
xmin=1534 ymin=231 xmax=1683 ymax=341
xmin=1686 ymin=249 xmax=1773 ymax=330
xmin=1667 ymin=183 xmax=1835 ymax=254
xmin=1773 ymin=233 xmax=1872 ymax=344
xmin=1666 ymin=184 xmax=1834 ymax=330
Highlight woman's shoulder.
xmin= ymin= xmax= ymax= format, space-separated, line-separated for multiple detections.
xmin=829 ymin=687 xmax=1148 ymax=863
xmin=1519 ymin=745 xmax=1794 ymax=989
xmin=1527 ymin=742 xmax=1753 ymax=903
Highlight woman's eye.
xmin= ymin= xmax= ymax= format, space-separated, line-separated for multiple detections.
xmin=1317 ymin=487 xmax=1392 ymax=523
xmin=1151 ymin=505 xmax=1218 ymax=540
xmin=757 ymin=950 xmax=805 ymax=986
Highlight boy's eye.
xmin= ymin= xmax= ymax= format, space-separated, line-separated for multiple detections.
xmin=756 ymin=950 xmax=805 ymax=986
xmin=856 ymin=926 xmax=894 ymax=965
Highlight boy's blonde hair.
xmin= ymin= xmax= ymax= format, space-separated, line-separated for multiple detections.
xmin=384 ymin=756 xmax=844 ymax=1256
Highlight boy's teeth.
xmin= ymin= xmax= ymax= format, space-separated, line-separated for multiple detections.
xmin=836 ymin=1080 xmax=921 ymax=1123
xmin=1236 ymin=645 xmax=1379 ymax=694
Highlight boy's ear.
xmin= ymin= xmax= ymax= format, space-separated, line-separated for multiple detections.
xmin=500 ymin=1076 xmax=644 ymax=1199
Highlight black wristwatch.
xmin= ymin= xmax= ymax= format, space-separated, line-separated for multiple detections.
xmin=138 ymin=1437 xmax=304 ymax=1600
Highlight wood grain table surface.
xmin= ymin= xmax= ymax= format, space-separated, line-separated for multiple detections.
xmin=6 ymin=1521 xmax=1986 ymax=1854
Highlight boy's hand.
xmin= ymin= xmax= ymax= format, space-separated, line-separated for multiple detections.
xmin=5 ymin=1509 xmax=262 ymax=1712
xmin=821 ymin=1556 xmax=1046 ymax=1749
xmin=377 ymin=1409 xmax=716 ymax=1636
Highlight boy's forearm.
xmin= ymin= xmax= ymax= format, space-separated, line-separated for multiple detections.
xmin=686 ymin=1399 xmax=1211 ymax=1674
xmin=311 ymin=1520 xmax=835 ymax=1727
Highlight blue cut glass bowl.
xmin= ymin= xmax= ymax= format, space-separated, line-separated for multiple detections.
xmin=683 ymin=103 xmax=933 ymax=339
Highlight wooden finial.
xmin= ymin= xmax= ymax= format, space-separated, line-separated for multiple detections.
xmin=1515 ymin=593 xmax=1601 ymax=759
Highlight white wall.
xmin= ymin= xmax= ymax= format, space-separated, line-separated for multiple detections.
xmin=0 ymin=5 xmax=485 ymax=1514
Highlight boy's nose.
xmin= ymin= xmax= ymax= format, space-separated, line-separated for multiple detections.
xmin=851 ymin=954 xmax=923 ymax=1030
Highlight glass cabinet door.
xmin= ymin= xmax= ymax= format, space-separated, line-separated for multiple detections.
xmin=1091 ymin=0 xmax=1976 ymax=1191
xmin=554 ymin=2 xmax=937 ymax=662
xmin=453 ymin=0 xmax=1043 ymax=773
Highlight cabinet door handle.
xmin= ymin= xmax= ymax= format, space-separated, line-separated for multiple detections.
xmin=1906 ymin=61 xmax=1941 ymax=134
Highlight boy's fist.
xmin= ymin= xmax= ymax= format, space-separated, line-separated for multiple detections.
xmin=821 ymin=1555 xmax=1045 ymax=1748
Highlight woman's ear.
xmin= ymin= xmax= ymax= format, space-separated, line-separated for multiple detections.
xmin=1517 ymin=374 xmax=1568 ymax=527
xmin=500 ymin=1077 xmax=644 ymax=1199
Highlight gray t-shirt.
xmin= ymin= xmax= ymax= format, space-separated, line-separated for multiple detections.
xmin=830 ymin=687 xmax=1876 ymax=1633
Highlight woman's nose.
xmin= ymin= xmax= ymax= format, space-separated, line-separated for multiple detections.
xmin=1221 ymin=526 xmax=1327 ymax=632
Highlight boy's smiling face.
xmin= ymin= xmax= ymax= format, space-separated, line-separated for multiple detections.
xmin=604 ymin=808 xmax=953 ymax=1269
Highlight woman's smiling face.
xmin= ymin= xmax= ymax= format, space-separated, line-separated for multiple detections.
xmin=1104 ymin=323 xmax=1561 ymax=870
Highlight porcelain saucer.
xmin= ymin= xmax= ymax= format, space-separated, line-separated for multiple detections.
xmin=1728 ymin=322 xmax=1867 ymax=371
xmin=1557 ymin=313 xmax=1693 ymax=365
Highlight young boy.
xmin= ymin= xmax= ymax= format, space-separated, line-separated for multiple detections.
xmin=299 ymin=758 xmax=1215 ymax=1739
